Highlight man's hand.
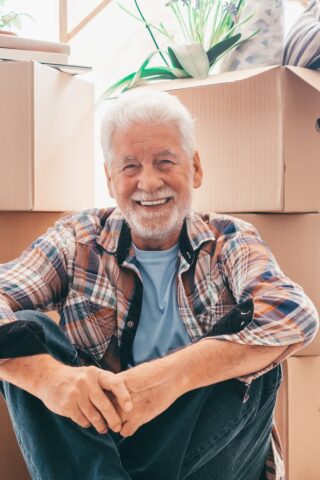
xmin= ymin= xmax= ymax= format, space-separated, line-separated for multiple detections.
xmin=116 ymin=359 xmax=183 ymax=437
xmin=35 ymin=363 xmax=133 ymax=434
xmin=0 ymin=354 xmax=133 ymax=434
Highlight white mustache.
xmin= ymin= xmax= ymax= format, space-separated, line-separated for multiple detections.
xmin=131 ymin=188 xmax=176 ymax=202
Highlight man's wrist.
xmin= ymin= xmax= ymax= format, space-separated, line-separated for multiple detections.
xmin=119 ymin=354 xmax=186 ymax=399
xmin=0 ymin=354 xmax=63 ymax=395
xmin=159 ymin=350 xmax=193 ymax=396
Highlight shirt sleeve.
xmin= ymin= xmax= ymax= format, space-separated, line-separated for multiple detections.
xmin=0 ymin=219 xmax=75 ymax=326
xmin=202 ymin=225 xmax=319 ymax=381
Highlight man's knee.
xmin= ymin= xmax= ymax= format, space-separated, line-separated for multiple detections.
xmin=10 ymin=310 xmax=78 ymax=366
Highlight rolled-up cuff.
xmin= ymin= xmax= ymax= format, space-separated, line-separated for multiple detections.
xmin=198 ymin=299 xmax=286 ymax=384
xmin=0 ymin=321 xmax=49 ymax=359
xmin=202 ymin=298 xmax=254 ymax=337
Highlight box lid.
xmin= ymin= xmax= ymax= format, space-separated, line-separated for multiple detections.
xmin=286 ymin=66 xmax=320 ymax=93
xmin=154 ymin=65 xmax=281 ymax=91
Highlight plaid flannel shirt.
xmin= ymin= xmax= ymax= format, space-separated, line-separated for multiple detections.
xmin=0 ymin=207 xmax=318 ymax=480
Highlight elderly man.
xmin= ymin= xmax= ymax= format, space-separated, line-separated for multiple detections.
xmin=0 ymin=88 xmax=318 ymax=480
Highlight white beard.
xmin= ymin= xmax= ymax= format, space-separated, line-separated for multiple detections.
xmin=125 ymin=205 xmax=183 ymax=241
xmin=120 ymin=186 xmax=192 ymax=242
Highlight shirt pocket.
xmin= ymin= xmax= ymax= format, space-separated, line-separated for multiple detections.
xmin=88 ymin=303 xmax=117 ymax=341
xmin=62 ymin=285 xmax=117 ymax=359
xmin=87 ymin=281 xmax=117 ymax=341
xmin=88 ymin=280 xmax=117 ymax=310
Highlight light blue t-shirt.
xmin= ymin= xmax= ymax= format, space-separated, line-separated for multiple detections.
xmin=131 ymin=243 xmax=191 ymax=366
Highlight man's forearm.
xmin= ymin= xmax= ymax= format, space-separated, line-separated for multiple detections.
xmin=0 ymin=354 xmax=62 ymax=395
xmin=115 ymin=339 xmax=292 ymax=437
xmin=157 ymin=339 xmax=291 ymax=396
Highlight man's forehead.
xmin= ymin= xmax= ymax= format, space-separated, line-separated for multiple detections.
xmin=110 ymin=122 xmax=186 ymax=165
xmin=112 ymin=122 xmax=182 ymax=145
xmin=120 ymin=149 xmax=177 ymax=160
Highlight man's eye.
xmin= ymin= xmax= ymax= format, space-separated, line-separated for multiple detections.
xmin=159 ymin=159 xmax=174 ymax=165
xmin=123 ymin=164 xmax=138 ymax=171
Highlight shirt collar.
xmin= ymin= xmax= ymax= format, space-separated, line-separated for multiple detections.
xmin=97 ymin=207 xmax=215 ymax=265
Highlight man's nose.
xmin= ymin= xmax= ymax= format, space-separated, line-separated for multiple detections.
xmin=137 ymin=168 xmax=164 ymax=192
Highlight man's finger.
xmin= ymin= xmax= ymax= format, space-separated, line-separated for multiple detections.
xmin=120 ymin=420 xmax=138 ymax=437
xmin=70 ymin=407 xmax=91 ymax=429
xmin=78 ymin=396 xmax=110 ymax=434
xmin=88 ymin=389 xmax=123 ymax=432
xmin=98 ymin=372 xmax=133 ymax=412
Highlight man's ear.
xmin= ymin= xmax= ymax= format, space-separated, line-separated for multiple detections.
xmin=104 ymin=163 xmax=115 ymax=198
xmin=192 ymin=151 xmax=203 ymax=189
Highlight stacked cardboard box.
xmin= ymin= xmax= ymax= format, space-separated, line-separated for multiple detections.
xmin=0 ymin=212 xmax=70 ymax=479
xmin=231 ymin=213 xmax=320 ymax=356
xmin=0 ymin=397 xmax=30 ymax=479
xmin=0 ymin=61 xmax=94 ymax=211
xmin=0 ymin=60 xmax=94 ymax=478
xmin=275 ymin=357 xmax=320 ymax=480
xmin=161 ymin=66 xmax=320 ymax=478
xmin=159 ymin=66 xmax=320 ymax=213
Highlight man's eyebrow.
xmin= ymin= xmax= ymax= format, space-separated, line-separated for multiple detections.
xmin=121 ymin=155 xmax=137 ymax=162
xmin=153 ymin=150 xmax=177 ymax=158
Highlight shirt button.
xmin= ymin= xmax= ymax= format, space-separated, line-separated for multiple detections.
xmin=127 ymin=320 xmax=135 ymax=328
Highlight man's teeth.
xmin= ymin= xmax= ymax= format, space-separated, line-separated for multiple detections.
xmin=139 ymin=198 xmax=168 ymax=206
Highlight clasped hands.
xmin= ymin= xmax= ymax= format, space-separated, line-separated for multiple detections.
xmin=37 ymin=356 xmax=182 ymax=438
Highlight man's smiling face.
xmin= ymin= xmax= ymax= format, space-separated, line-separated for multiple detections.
xmin=105 ymin=121 xmax=202 ymax=250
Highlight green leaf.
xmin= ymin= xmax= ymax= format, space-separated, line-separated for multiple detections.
xmin=121 ymin=73 xmax=182 ymax=92
xmin=170 ymin=43 xmax=210 ymax=79
xmin=99 ymin=75 xmax=137 ymax=101
xmin=126 ymin=52 xmax=155 ymax=89
xmin=167 ymin=46 xmax=183 ymax=70
xmin=207 ymin=33 xmax=241 ymax=66
xmin=133 ymin=0 xmax=169 ymax=66
xmin=139 ymin=65 xmax=189 ymax=78
xmin=124 ymin=52 xmax=187 ymax=89
xmin=99 ymin=65 xmax=190 ymax=101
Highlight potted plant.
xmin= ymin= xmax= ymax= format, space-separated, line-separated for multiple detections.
xmin=101 ymin=0 xmax=258 ymax=99
xmin=0 ymin=0 xmax=33 ymax=35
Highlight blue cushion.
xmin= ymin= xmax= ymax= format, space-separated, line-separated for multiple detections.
xmin=283 ymin=0 xmax=320 ymax=69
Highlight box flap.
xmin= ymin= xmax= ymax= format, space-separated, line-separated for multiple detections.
xmin=153 ymin=65 xmax=281 ymax=91
xmin=286 ymin=66 xmax=320 ymax=93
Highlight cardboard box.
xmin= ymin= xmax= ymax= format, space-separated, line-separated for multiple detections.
xmin=275 ymin=357 xmax=320 ymax=480
xmin=0 ymin=215 xmax=318 ymax=480
xmin=157 ymin=66 xmax=320 ymax=213
xmin=0 ymin=213 xmax=67 ymax=479
xmin=0 ymin=212 xmax=69 ymax=263
xmin=0 ymin=61 xmax=94 ymax=211
xmin=0 ymin=398 xmax=30 ymax=479
xmin=0 ymin=212 xmax=68 ymax=323
xmin=232 ymin=213 xmax=320 ymax=355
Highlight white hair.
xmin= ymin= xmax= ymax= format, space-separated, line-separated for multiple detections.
xmin=100 ymin=87 xmax=195 ymax=165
